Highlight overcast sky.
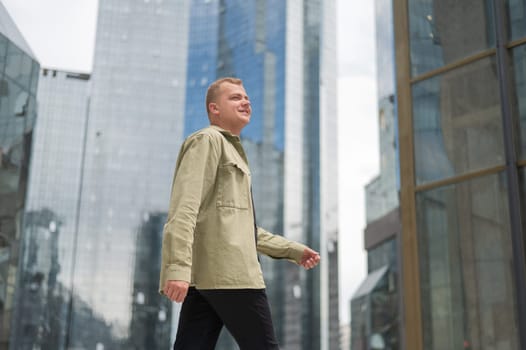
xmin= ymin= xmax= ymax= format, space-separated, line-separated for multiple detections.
xmin=1 ymin=0 xmax=379 ymax=326
xmin=336 ymin=0 xmax=378 ymax=325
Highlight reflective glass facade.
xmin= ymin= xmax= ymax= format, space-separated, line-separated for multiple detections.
xmin=366 ymin=0 xmax=399 ymax=223
xmin=513 ymin=44 xmax=526 ymax=159
xmin=351 ymin=264 xmax=398 ymax=350
xmin=63 ymin=1 xmax=189 ymax=348
xmin=394 ymin=0 xmax=526 ymax=348
xmin=368 ymin=238 xmax=397 ymax=273
xmin=408 ymin=0 xmax=495 ymax=76
xmin=365 ymin=96 xmax=399 ymax=223
xmin=353 ymin=0 xmax=400 ymax=349
xmin=412 ymin=57 xmax=504 ymax=185
xmin=0 ymin=3 xmax=39 ymax=348
xmin=416 ymin=173 xmax=518 ymax=349
xmin=11 ymin=70 xmax=93 ymax=349
xmin=183 ymin=1 xmax=338 ymax=349
xmin=509 ymin=0 xmax=526 ymax=40
xmin=352 ymin=236 xmax=400 ymax=350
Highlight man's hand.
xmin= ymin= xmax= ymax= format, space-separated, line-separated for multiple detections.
xmin=163 ymin=280 xmax=190 ymax=303
xmin=300 ymin=247 xmax=321 ymax=269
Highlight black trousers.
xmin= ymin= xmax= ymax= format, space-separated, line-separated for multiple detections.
xmin=173 ymin=287 xmax=280 ymax=350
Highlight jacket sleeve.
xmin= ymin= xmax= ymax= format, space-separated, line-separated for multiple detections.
xmin=256 ymin=227 xmax=308 ymax=264
xmin=161 ymin=134 xmax=220 ymax=283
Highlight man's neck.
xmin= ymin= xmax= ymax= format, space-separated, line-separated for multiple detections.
xmin=210 ymin=122 xmax=241 ymax=136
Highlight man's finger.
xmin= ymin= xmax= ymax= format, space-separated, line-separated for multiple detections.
xmin=301 ymin=254 xmax=320 ymax=269
xmin=170 ymin=286 xmax=180 ymax=301
xmin=178 ymin=289 xmax=186 ymax=302
xmin=175 ymin=289 xmax=188 ymax=303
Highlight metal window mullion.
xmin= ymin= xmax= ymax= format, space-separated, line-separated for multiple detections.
xmin=414 ymin=165 xmax=506 ymax=192
xmin=394 ymin=0 xmax=424 ymax=348
xmin=409 ymin=48 xmax=496 ymax=84
xmin=509 ymin=36 xmax=526 ymax=49
xmin=493 ymin=1 xmax=526 ymax=349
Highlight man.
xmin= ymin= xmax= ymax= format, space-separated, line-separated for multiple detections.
xmin=159 ymin=77 xmax=320 ymax=350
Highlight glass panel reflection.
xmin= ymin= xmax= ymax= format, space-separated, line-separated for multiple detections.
xmin=520 ymin=167 xmax=526 ymax=234
xmin=351 ymin=264 xmax=399 ymax=350
xmin=412 ymin=57 xmax=504 ymax=185
xmin=0 ymin=35 xmax=39 ymax=348
xmin=416 ymin=173 xmax=519 ymax=350
xmin=15 ymin=210 xmax=70 ymax=349
xmin=408 ymin=0 xmax=495 ymax=76
xmin=0 ymin=34 xmax=7 ymax=67
xmin=512 ymin=44 xmax=526 ymax=159
xmin=507 ymin=0 xmax=526 ymax=41
xmin=368 ymin=237 xmax=397 ymax=273
xmin=5 ymin=42 xmax=33 ymax=89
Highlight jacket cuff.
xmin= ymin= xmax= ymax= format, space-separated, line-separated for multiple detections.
xmin=289 ymin=242 xmax=308 ymax=264
xmin=165 ymin=265 xmax=191 ymax=283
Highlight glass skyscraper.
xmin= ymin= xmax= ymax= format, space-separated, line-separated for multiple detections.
xmin=10 ymin=69 xmax=92 ymax=349
xmin=68 ymin=2 xmax=189 ymax=346
xmin=182 ymin=1 xmax=338 ymax=349
xmin=0 ymin=2 xmax=39 ymax=348
xmin=351 ymin=0 xmax=400 ymax=349
xmin=393 ymin=0 xmax=526 ymax=349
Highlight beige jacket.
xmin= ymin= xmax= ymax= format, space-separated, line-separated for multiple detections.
xmin=159 ymin=125 xmax=307 ymax=292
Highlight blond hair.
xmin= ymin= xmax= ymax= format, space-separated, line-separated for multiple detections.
xmin=205 ymin=77 xmax=243 ymax=114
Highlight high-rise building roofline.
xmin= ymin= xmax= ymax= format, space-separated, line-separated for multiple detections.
xmin=40 ymin=67 xmax=91 ymax=80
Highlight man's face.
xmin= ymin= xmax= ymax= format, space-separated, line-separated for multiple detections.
xmin=210 ymin=82 xmax=251 ymax=133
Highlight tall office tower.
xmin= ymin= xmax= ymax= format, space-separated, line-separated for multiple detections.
xmin=351 ymin=1 xmax=401 ymax=350
xmin=15 ymin=69 xmax=132 ymax=349
xmin=9 ymin=69 xmax=116 ymax=349
xmin=393 ymin=0 xmax=526 ymax=349
xmin=0 ymin=3 xmax=39 ymax=348
xmin=62 ymin=0 xmax=190 ymax=348
xmin=183 ymin=1 xmax=338 ymax=349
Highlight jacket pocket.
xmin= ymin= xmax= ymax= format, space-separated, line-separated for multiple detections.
xmin=217 ymin=161 xmax=250 ymax=209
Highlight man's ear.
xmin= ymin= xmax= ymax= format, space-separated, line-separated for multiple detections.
xmin=209 ymin=103 xmax=218 ymax=114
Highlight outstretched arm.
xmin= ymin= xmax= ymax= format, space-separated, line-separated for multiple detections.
xmin=256 ymin=227 xmax=321 ymax=269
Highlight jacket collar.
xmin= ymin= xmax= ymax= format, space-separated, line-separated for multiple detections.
xmin=209 ymin=124 xmax=241 ymax=141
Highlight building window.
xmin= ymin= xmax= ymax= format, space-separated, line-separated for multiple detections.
xmin=412 ymin=57 xmax=504 ymax=185
xmin=512 ymin=44 xmax=526 ymax=159
xmin=416 ymin=173 xmax=519 ymax=350
xmin=408 ymin=0 xmax=495 ymax=76
xmin=507 ymin=0 xmax=526 ymax=40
